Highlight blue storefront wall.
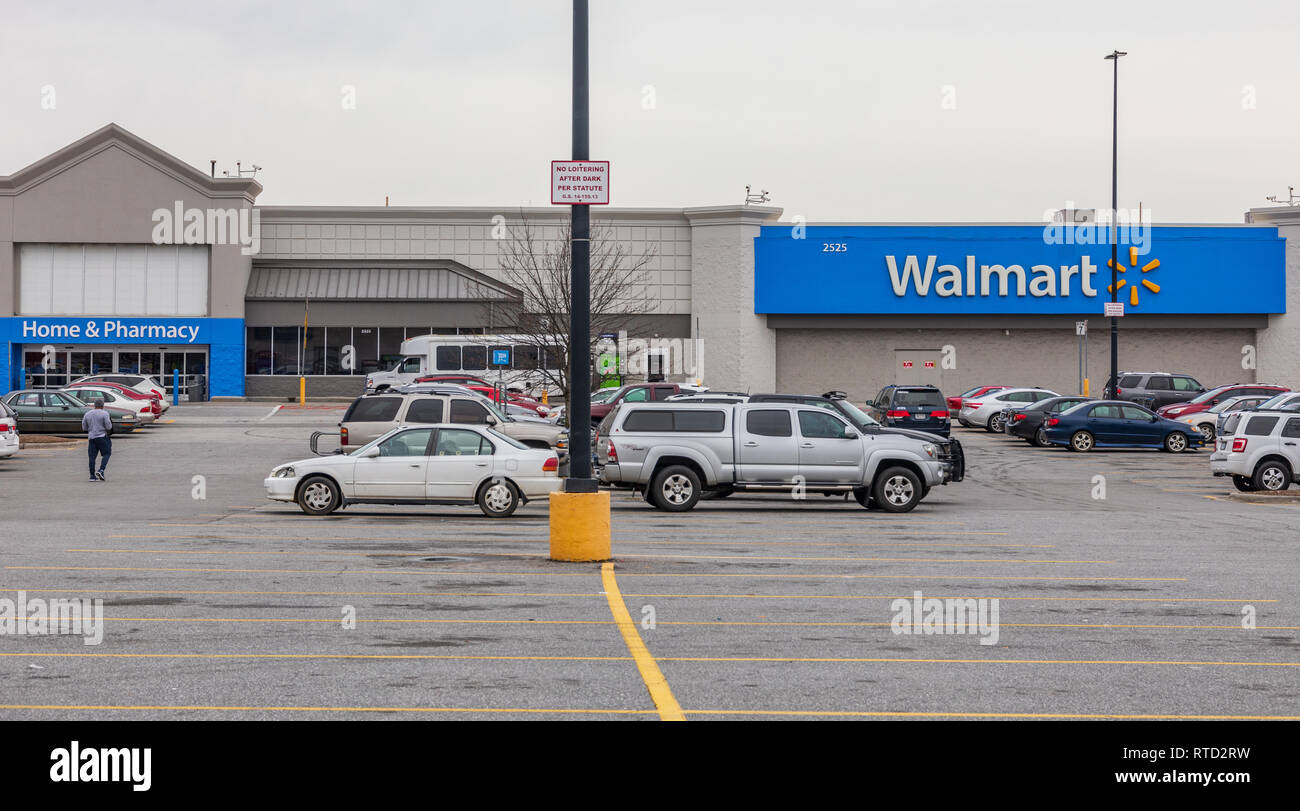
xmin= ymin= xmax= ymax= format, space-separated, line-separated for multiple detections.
xmin=754 ymin=225 xmax=1287 ymax=315
xmin=1 ymin=317 xmax=245 ymax=397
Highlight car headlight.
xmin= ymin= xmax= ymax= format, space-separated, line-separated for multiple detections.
xmin=272 ymin=466 xmax=296 ymax=478
xmin=922 ymin=443 xmax=936 ymax=458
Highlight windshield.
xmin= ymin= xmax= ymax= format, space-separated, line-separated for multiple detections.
xmin=591 ymin=388 xmax=619 ymax=404
xmin=1254 ymin=393 xmax=1292 ymax=410
xmin=476 ymin=396 xmax=511 ymax=423
xmin=837 ymin=400 xmax=880 ymax=426
xmin=1209 ymin=398 xmax=1246 ymax=414
xmin=1189 ymin=387 xmax=1230 ymax=404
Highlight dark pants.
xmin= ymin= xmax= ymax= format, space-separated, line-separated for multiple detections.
xmin=88 ymin=436 xmax=112 ymax=476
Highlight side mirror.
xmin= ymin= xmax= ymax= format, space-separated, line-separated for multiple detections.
xmin=361 ymin=447 xmax=381 ymax=458
xmin=1150 ymin=415 xmax=1159 ymax=422
xmin=486 ymin=416 xmax=498 ymax=425
xmin=843 ymin=429 xmax=859 ymax=439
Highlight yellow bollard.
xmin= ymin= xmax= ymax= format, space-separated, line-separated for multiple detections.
xmin=1083 ymin=378 xmax=1090 ymax=396
xmin=548 ymin=491 xmax=611 ymax=561
xmin=299 ymin=376 xmax=306 ymax=405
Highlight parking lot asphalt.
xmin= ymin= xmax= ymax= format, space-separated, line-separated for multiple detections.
xmin=1 ymin=403 xmax=1297 ymax=720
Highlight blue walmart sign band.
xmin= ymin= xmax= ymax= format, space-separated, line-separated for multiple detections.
xmin=1 ymin=317 xmax=245 ymax=397
xmin=754 ymin=225 xmax=1286 ymax=315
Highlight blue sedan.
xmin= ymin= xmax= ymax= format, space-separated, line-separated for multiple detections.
xmin=1043 ymin=400 xmax=1204 ymax=453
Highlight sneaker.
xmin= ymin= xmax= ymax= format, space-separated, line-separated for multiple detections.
xmin=96 ymin=470 xmax=107 ymax=481
xmin=89 ymin=476 xmax=98 ymax=482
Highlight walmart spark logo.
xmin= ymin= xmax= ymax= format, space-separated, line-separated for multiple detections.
xmin=1107 ymin=246 xmax=1161 ymax=307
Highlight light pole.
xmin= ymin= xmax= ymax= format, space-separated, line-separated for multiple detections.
xmin=1104 ymin=49 xmax=1126 ymax=399
xmin=566 ymin=0 xmax=595 ymax=492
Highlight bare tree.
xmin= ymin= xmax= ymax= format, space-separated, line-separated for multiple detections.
xmin=480 ymin=211 xmax=656 ymax=399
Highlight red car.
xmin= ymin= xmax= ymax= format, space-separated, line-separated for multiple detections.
xmin=948 ymin=385 xmax=1007 ymax=414
xmin=1157 ymin=384 xmax=1289 ymax=419
xmin=413 ymin=374 xmax=551 ymax=416
xmin=66 ymin=380 xmax=163 ymax=415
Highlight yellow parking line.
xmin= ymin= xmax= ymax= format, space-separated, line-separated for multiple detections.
xmin=108 ymin=535 xmax=1036 ymax=546
xmin=685 ymin=709 xmax=1300 ymax=720
xmin=600 ymin=562 xmax=685 ymax=721
xmin=0 ymin=652 xmax=625 ymax=662
xmin=0 ymin=704 xmax=655 ymax=716
xmin=1 ymin=704 xmax=1292 ymax=719
xmin=1 ymin=585 xmax=1272 ymax=603
xmin=4 ymin=565 xmax=1184 ymax=582
xmin=4 ymin=651 xmax=1294 ymax=668
xmin=653 ymin=656 xmax=1300 ymax=667
xmin=90 ymin=617 xmax=1300 ymax=631
xmin=65 ymin=548 xmax=1103 ymax=564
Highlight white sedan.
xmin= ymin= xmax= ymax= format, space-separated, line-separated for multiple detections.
xmin=64 ymin=385 xmax=158 ymax=425
xmin=265 ymin=424 xmax=562 ymax=517
xmin=959 ymin=387 xmax=1060 ymax=431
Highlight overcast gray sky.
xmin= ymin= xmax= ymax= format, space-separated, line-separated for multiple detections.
xmin=3 ymin=0 xmax=1297 ymax=222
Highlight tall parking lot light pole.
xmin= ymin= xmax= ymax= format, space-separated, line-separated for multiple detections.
xmin=566 ymin=0 xmax=594 ymax=491
xmin=548 ymin=0 xmax=610 ymax=563
xmin=1105 ymin=49 xmax=1126 ymax=399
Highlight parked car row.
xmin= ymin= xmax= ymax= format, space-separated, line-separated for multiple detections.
xmin=0 ymin=374 xmax=174 ymax=460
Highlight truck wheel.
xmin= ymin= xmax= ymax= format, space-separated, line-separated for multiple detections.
xmin=873 ymin=466 xmax=922 ymax=513
xmin=650 ymin=465 xmax=702 ymax=511
xmin=297 ymin=475 xmax=341 ymax=516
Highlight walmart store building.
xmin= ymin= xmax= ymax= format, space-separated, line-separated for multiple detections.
xmin=3 ymin=124 xmax=1298 ymax=401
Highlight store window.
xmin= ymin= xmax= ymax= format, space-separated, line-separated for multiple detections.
xmin=247 ymin=327 xmax=272 ymax=375
xmin=273 ymin=326 xmax=299 ymax=375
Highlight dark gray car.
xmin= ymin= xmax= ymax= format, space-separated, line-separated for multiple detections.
xmin=1113 ymin=371 xmax=1205 ymax=410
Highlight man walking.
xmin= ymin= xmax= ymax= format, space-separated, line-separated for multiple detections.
xmin=82 ymin=399 xmax=113 ymax=482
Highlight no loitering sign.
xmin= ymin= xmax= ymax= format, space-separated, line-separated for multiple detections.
xmin=552 ymin=160 xmax=609 ymax=205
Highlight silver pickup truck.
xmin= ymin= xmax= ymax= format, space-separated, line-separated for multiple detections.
xmin=596 ymin=402 xmax=958 ymax=512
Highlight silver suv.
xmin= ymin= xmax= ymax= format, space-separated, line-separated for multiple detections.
xmin=338 ymin=388 xmax=568 ymax=462
xmin=1209 ymin=410 xmax=1300 ymax=492
xmin=596 ymin=402 xmax=955 ymax=512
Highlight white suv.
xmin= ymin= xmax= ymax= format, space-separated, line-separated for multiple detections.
xmin=1209 ymin=410 xmax=1300 ymax=492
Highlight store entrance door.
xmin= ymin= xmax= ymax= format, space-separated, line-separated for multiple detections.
xmin=19 ymin=345 xmax=208 ymax=396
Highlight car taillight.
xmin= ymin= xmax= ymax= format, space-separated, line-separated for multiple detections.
xmin=340 ymin=427 xmax=349 ymax=446
xmin=1012 ymin=413 xmax=1027 ymax=422
xmin=1046 ymin=417 xmax=1060 ymax=427
xmin=607 ymin=440 xmax=618 ymax=463
xmin=965 ymin=402 xmax=981 ymax=409
xmin=1232 ymin=437 xmax=1248 ymax=452
xmin=1116 ymin=388 xmax=1122 ymax=396
xmin=543 ymin=456 xmax=558 ymax=472
xmin=0 ymin=424 xmax=10 ymax=432
xmin=886 ymin=410 xmax=909 ymax=418
xmin=931 ymin=410 xmax=949 ymax=419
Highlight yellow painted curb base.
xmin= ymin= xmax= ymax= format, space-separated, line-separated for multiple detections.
xmin=548 ymin=491 xmax=611 ymax=562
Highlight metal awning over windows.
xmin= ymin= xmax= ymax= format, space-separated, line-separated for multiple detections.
xmin=246 ymin=260 xmax=519 ymax=302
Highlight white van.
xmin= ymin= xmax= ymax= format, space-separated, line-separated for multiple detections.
xmin=364 ymin=334 xmax=564 ymax=395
